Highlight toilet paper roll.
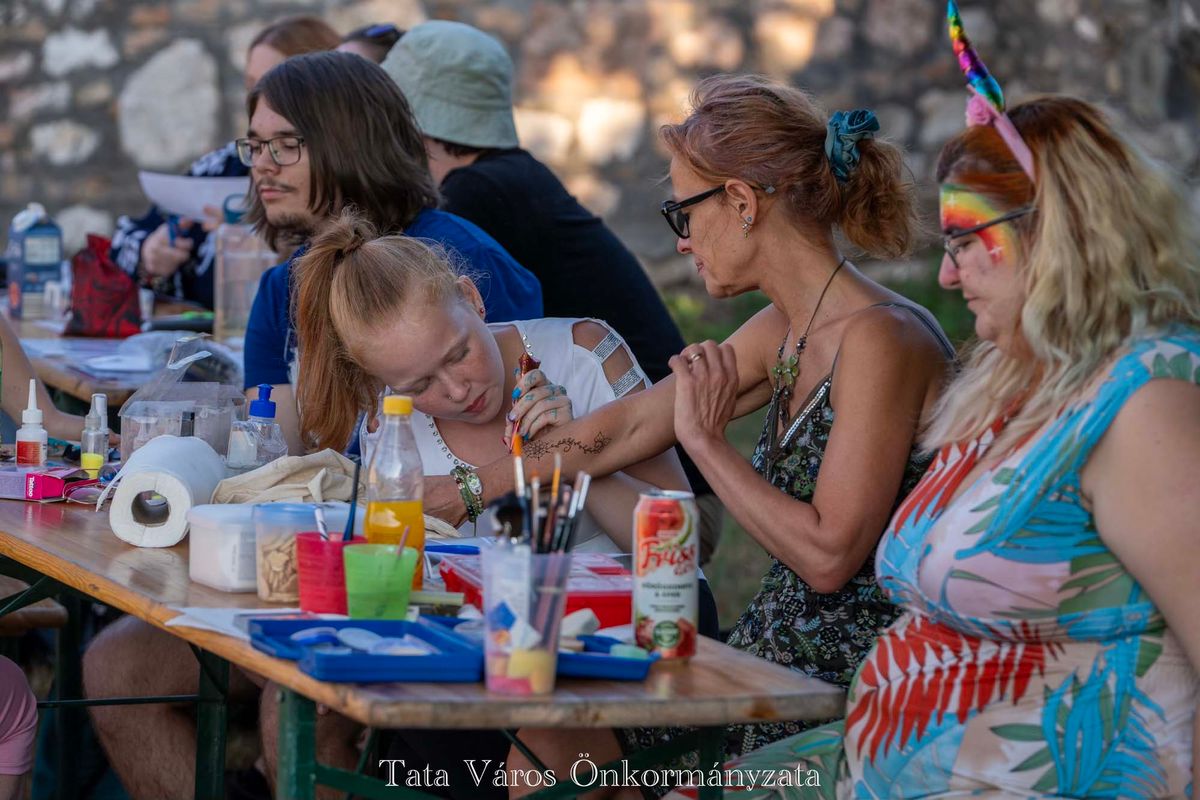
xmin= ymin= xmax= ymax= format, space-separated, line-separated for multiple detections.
xmin=106 ymin=435 xmax=228 ymax=548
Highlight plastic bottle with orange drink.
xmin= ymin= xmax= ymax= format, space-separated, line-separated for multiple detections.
xmin=365 ymin=395 xmax=426 ymax=588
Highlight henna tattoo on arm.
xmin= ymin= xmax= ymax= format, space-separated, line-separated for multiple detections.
xmin=523 ymin=432 xmax=613 ymax=460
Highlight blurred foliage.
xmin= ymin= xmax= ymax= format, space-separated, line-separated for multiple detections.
xmin=665 ymin=251 xmax=974 ymax=628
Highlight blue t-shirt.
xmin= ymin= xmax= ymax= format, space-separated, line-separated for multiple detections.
xmin=242 ymin=208 xmax=542 ymax=389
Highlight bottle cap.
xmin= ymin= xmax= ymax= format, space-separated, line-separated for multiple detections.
xmin=382 ymin=395 xmax=413 ymax=415
xmin=249 ymin=383 xmax=276 ymax=419
xmin=21 ymin=379 xmax=41 ymax=425
xmin=222 ymin=193 xmax=247 ymax=224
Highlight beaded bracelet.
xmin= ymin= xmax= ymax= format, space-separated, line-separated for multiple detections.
xmin=450 ymin=465 xmax=484 ymax=523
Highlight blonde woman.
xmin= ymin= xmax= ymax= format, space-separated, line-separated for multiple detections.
xmin=651 ymin=92 xmax=1200 ymax=798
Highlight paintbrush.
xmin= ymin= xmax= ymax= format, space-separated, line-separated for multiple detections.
xmin=342 ymin=457 xmax=362 ymax=542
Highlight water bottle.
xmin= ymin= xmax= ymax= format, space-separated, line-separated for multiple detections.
xmin=365 ymin=395 xmax=426 ymax=588
xmin=214 ymin=197 xmax=276 ymax=345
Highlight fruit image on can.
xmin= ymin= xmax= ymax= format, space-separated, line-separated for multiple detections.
xmin=633 ymin=489 xmax=698 ymax=659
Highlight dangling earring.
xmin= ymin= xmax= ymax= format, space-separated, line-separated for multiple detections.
xmin=741 ymin=216 xmax=753 ymax=237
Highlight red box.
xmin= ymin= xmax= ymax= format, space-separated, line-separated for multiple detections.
xmin=439 ymin=552 xmax=632 ymax=629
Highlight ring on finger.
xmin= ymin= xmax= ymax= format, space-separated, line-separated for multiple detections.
xmin=687 ymin=352 xmax=704 ymax=363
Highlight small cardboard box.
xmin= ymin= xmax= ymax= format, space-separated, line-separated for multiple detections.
xmin=0 ymin=465 xmax=89 ymax=502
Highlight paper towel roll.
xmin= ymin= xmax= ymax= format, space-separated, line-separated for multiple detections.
xmin=107 ymin=435 xmax=228 ymax=547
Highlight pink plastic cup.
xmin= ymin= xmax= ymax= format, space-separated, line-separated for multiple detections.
xmin=296 ymin=533 xmax=366 ymax=614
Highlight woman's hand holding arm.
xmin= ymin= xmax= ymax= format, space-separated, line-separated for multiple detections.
xmin=676 ymin=310 xmax=947 ymax=593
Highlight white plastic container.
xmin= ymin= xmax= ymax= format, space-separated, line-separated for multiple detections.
xmin=187 ymin=504 xmax=258 ymax=592
xmin=187 ymin=502 xmax=367 ymax=593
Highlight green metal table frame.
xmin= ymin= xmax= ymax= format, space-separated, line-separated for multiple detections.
xmin=0 ymin=556 xmax=230 ymax=800
xmin=275 ymin=686 xmax=728 ymax=800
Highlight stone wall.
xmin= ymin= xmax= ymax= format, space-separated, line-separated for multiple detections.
xmin=2 ymin=0 xmax=1198 ymax=292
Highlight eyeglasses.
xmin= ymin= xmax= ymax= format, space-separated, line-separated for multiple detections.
xmin=235 ymin=135 xmax=306 ymax=168
xmin=942 ymin=206 xmax=1036 ymax=269
xmin=661 ymin=186 xmax=725 ymax=239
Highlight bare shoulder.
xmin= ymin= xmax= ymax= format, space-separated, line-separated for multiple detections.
xmin=839 ymin=303 xmax=950 ymax=371
xmin=1095 ymin=377 xmax=1200 ymax=462
xmin=570 ymin=319 xmax=614 ymax=349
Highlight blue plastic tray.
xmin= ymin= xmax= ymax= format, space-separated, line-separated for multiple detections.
xmin=248 ymin=617 xmax=482 ymax=683
xmin=557 ymin=635 xmax=660 ymax=680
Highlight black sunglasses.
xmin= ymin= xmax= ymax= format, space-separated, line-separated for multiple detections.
xmin=660 ymin=186 xmax=725 ymax=239
xmin=943 ymin=206 xmax=1036 ymax=269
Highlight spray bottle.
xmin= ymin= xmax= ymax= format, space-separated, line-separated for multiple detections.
xmin=81 ymin=393 xmax=109 ymax=478
xmin=15 ymin=379 xmax=46 ymax=466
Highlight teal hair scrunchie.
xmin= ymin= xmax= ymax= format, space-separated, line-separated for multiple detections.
xmin=824 ymin=109 xmax=880 ymax=183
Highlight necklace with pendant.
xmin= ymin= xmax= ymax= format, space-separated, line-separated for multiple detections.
xmin=770 ymin=257 xmax=846 ymax=431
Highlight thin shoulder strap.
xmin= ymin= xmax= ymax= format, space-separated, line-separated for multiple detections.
xmin=871 ymin=302 xmax=957 ymax=359
xmin=829 ymin=301 xmax=956 ymax=378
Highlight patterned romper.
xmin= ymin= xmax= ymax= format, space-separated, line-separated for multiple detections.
xmin=667 ymin=330 xmax=1200 ymax=799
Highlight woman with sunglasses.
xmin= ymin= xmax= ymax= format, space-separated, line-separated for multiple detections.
xmin=425 ymin=73 xmax=956 ymax=792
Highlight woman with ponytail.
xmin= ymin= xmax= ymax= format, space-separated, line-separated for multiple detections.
xmin=292 ymin=209 xmax=698 ymax=557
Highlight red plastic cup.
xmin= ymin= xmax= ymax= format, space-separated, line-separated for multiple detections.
xmin=296 ymin=533 xmax=366 ymax=614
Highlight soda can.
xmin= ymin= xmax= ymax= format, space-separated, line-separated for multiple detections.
xmin=633 ymin=489 xmax=699 ymax=659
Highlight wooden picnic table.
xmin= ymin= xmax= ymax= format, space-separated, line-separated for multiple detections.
xmin=15 ymin=301 xmax=219 ymax=407
xmin=0 ymin=499 xmax=845 ymax=799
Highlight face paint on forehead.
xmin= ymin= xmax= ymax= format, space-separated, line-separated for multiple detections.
xmin=939 ymin=184 xmax=1019 ymax=265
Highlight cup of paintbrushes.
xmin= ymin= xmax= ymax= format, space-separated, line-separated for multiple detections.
xmin=482 ymin=545 xmax=572 ymax=696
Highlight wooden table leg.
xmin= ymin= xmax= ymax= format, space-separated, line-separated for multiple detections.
xmin=192 ymin=648 xmax=229 ymax=800
xmin=54 ymin=592 xmax=83 ymax=800
xmin=277 ymin=686 xmax=317 ymax=800
xmin=697 ymin=726 xmax=724 ymax=800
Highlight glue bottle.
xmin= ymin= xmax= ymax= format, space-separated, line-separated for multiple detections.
xmin=15 ymin=379 xmax=47 ymax=467
xmin=81 ymin=393 xmax=109 ymax=478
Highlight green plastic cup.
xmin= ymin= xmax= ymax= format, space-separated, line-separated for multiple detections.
xmin=342 ymin=544 xmax=419 ymax=619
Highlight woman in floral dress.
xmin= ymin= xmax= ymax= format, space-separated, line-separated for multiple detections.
xmin=664 ymin=65 xmax=1200 ymax=800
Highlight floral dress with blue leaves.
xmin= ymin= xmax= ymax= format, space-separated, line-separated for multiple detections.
xmin=667 ymin=329 xmax=1200 ymax=799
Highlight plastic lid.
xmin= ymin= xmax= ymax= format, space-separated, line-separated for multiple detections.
xmin=249 ymin=383 xmax=276 ymax=419
xmin=187 ymin=503 xmax=257 ymax=525
xmin=21 ymin=379 xmax=41 ymax=425
xmin=383 ymin=395 xmax=413 ymax=415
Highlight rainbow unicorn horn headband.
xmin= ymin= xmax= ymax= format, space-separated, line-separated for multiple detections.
xmin=947 ymin=0 xmax=1036 ymax=181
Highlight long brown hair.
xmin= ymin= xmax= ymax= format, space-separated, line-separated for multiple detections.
xmin=660 ymin=74 xmax=918 ymax=259
xmin=926 ymin=95 xmax=1200 ymax=449
xmin=249 ymin=16 xmax=341 ymax=57
xmin=294 ymin=209 xmax=461 ymax=451
xmin=244 ymin=52 xmax=439 ymax=250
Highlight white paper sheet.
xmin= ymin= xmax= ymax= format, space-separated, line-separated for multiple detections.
xmin=137 ymin=172 xmax=251 ymax=221
xmin=165 ymin=606 xmax=343 ymax=641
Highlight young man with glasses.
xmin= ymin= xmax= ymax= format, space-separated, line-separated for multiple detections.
xmin=235 ymin=52 xmax=542 ymax=454
xmin=107 ymin=16 xmax=341 ymax=308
